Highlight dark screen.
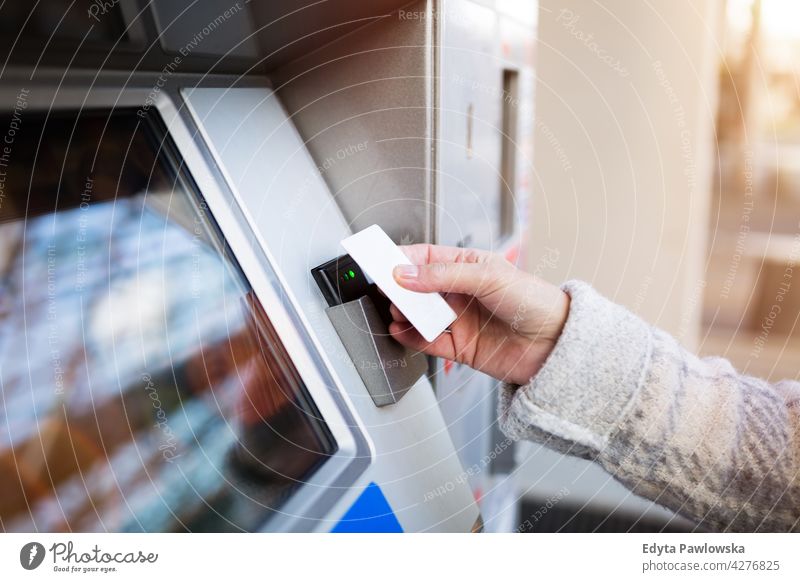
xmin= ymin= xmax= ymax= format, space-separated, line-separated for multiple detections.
xmin=0 ymin=110 xmax=336 ymax=532
xmin=0 ymin=1 xmax=130 ymax=46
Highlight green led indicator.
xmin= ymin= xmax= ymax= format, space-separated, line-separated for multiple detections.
xmin=348 ymin=270 xmax=356 ymax=279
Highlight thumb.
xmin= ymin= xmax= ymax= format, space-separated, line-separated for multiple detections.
xmin=392 ymin=261 xmax=500 ymax=297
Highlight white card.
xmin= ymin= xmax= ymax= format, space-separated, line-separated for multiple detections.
xmin=341 ymin=225 xmax=457 ymax=342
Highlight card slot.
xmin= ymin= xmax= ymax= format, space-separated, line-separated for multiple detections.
xmin=326 ymin=295 xmax=427 ymax=407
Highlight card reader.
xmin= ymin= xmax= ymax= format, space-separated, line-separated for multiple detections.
xmin=341 ymin=225 xmax=456 ymax=342
xmin=311 ymin=254 xmax=370 ymax=307
xmin=311 ymin=253 xmax=392 ymax=325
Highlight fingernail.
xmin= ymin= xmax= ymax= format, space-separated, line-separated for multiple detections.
xmin=394 ymin=265 xmax=419 ymax=279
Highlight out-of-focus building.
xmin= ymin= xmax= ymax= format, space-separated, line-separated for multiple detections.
xmin=703 ymin=0 xmax=800 ymax=382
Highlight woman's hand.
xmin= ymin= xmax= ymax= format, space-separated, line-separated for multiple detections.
xmin=389 ymin=244 xmax=570 ymax=385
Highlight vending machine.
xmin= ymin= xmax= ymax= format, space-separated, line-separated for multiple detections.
xmin=271 ymin=0 xmax=538 ymax=530
xmin=0 ymin=0 xmax=537 ymax=532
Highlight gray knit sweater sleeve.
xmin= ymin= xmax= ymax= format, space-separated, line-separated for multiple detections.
xmin=498 ymin=280 xmax=800 ymax=532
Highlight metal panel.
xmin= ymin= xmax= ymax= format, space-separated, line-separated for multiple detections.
xmin=249 ymin=0 xmax=413 ymax=72
xmin=326 ymin=296 xmax=426 ymax=407
xmin=437 ymin=0 xmax=502 ymax=250
xmin=433 ymin=0 xmax=538 ymax=531
xmin=0 ymin=71 xmax=368 ymax=533
xmin=182 ymin=87 xmax=480 ymax=532
xmin=271 ymin=0 xmax=435 ymax=245
xmin=150 ymin=0 xmax=260 ymax=59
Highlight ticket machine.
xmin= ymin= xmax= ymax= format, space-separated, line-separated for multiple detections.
xmin=0 ymin=0 xmax=537 ymax=532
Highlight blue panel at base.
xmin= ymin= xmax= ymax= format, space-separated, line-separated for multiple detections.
xmin=331 ymin=482 xmax=403 ymax=533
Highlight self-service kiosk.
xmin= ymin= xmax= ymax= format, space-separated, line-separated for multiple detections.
xmin=0 ymin=0 xmax=537 ymax=532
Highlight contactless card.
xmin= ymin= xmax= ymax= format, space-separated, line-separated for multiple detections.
xmin=341 ymin=225 xmax=457 ymax=342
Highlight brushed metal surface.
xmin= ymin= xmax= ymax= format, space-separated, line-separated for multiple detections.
xmin=272 ymin=0 xmax=434 ymax=246
xmin=327 ymin=296 xmax=427 ymax=407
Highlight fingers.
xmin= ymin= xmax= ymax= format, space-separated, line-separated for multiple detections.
xmin=392 ymin=245 xmax=534 ymax=324
xmin=388 ymin=303 xmax=407 ymax=323
xmin=387 ymin=321 xmax=426 ymax=350
xmin=388 ymin=320 xmax=454 ymax=360
xmin=393 ymin=260 xmax=505 ymax=298
xmin=398 ymin=243 xmax=493 ymax=266
xmin=389 ymin=294 xmax=466 ymax=327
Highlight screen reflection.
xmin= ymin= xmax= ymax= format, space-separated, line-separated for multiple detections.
xmin=0 ymin=110 xmax=336 ymax=532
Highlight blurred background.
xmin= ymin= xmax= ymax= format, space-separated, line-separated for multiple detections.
xmin=517 ymin=0 xmax=800 ymax=531
xmin=2 ymin=0 xmax=798 ymax=534
xmin=530 ymin=0 xmax=800 ymax=379
xmin=704 ymin=0 xmax=800 ymax=382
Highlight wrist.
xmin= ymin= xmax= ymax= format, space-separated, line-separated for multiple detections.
xmin=499 ymin=280 xmax=653 ymax=450
xmin=510 ymin=288 xmax=570 ymax=386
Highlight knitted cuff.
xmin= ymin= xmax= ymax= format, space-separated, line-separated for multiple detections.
xmin=498 ymin=280 xmax=653 ymax=454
